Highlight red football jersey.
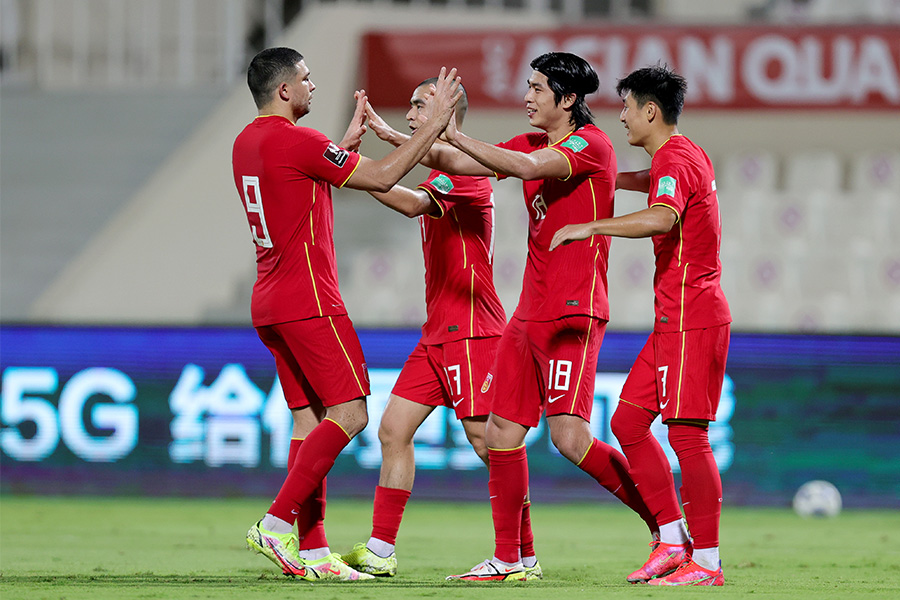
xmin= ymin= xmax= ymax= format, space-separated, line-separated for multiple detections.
xmin=416 ymin=170 xmax=507 ymax=344
xmin=648 ymin=135 xmax=731 ymax=332
xmin=497 ymin=124 xmax=616 ymax=322
xmin=232 ymin=115 xmax=361 ymax=326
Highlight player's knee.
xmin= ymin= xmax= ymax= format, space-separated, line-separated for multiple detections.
xmin=328 ymin=400 xmax=368 ymax=438
xmin=610 ymin=402 xmax=651 ymax=447
xmin=377 ymin=419 xmax=413 ymax=449
xmin=466 ymin=431 xmax=489 ymax=464
xmin=549 ymin=427 xmax=583 ymax=463
xmin=667 ymin=421 xmax=710 ymax=460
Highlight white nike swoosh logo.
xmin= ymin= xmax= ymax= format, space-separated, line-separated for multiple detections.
xmin=660 ymin=399 xmax=670 ymax=409
xmin=452 ymin=398 xmax=463 ymax=407
xmin=548 ymin=394 xmax=564 ymax=403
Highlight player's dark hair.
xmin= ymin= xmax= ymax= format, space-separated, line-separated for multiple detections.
xmin=247 ymin=47 xmax=304 ymax=109
xmin=530 ymin=52 xmax=599 ymax=129
xmin=616 ymin=65 xmax=687 ymax=125
xmin=418 ymin=77 xmax=468 ymax=126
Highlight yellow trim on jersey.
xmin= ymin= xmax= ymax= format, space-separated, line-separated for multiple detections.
xmin=310 ymin=184 xmax=316 ymax=246
xmin=570 ymin=316 xmax=594 ymax=417
xmin=487 ymin=443 xmax=527 ymax=452
xmin=680 ymin=262 xmax=689 ymax=331
xmin=674 ymin=331 xmax=687 ymax=419
xmin=327 ymin=317 xmax=366 ymax=397
xmin=589 ymin=247 xmax=600 ymax=316
xmin=653 ymin=134 xmax=682 ymax=155
xmin=324 ymin=417 xmax=353 ymax=441
xmin=549 ymin=147 xmax=574 ymax=181
xmin=304 ymin=243 xmax=323 ymax=316
xmin=453 ymin=211 xmax=468 ymax=268
xmin=550 ymin=131 xmax=577 ymax=181
xmin=418 ymin=186 xmax=446 ymax=219
xmin=465 ymin=338 xmax=474 ymax=416
xmin=254 ymin=114 xmax=291 ymax=123
xmin=291 ymin=437 xmax=305 ymax=441
xmin=338 ymin=155 xmax=361 ymax=188
xmin=469 ymin=266 xmax=476 ymax=337
xmin=649 ymin=202 xmax=681 ymax=224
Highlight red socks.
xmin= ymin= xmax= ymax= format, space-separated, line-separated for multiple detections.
xmin=269 ymin=418 xmax=351 ymax=524
xmin=577 ymin=437 xmax=658 ymax=532
xmin=520 ymin=500 xmax=535 ymax=560
xmin=288 ymin=438 xmax=328 ymax=550
xmin=488 ymin=446 xmax=528 ymax=564
xmin=668 ymin=423 xmax=722 ymax=549
xmin=371 ymin=486 xmax=412 ymax=545
xmin=611 ymin=402 xmax=683 ymax=527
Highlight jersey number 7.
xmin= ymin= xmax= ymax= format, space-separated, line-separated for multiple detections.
xmin=241 ymin=176 xmax=273 ymax=248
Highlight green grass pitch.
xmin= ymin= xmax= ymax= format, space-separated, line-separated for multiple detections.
xmin=1 ymin=495 xmax=898 ymax=599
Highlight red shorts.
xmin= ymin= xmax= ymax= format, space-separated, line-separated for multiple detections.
xmin=483 ymin=316 xmax=607 ymax=428
xmin=256 ymin=315 xmax=370 ymax=409
xmin=620 ymin=325 xmax=730 ymax=422
xmin=391 ymin=337 xmax=498 ymax=420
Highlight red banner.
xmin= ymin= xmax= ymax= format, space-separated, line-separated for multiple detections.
xmin=360 ymin=26 xmax=900 ymax=110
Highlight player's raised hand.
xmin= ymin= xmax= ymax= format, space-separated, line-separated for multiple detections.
xmin=549 ymin=222 xmax=596 ymax=251
xmin=440 ymin=108 xmax=459 ymax=143
xmin=339 ymin=89 xmax=369 ymax=151
xmin=365 ymin=101 xmax=405 ymax=146
xmin=423 ymin=67 xmax=463 ymax=130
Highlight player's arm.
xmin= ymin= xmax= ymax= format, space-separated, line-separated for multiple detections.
xmin=366 ymin=102 xmax=493 ymax=177
xmin=617 ymin=169 xmax=651 ymax=192
xmin=443 ymin=116 xmax=569 ymax=180
xmin=344 ymin=67 xmax=463 ymax=192
xmin=549 ymin=205 xmax=678 ymax=250
xmin=369 ymin=186 xmax=437 ymax=218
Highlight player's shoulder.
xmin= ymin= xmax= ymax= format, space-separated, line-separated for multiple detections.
xmin=660 ymin=135 xmax=706 ymax=159
xmin=558 ymin=124 xmax=613 ymax=153
xmin=423 ymin=171 xmax=492 ymax=200
xmin=504 ymin=131 xmax=549 ymax=150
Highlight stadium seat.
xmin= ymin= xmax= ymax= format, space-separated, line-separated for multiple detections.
xmin=784 ymin=151 xmax=844 ymax=192
xmin=791 ymin=250 xmax=862 ymax=332
xmin=857 ymin=252 xmax=900 ymax=330
xmin=826 ymin=191 xmax=895 ymax=249
xmin=726 ymin=251 xmax=800 ymax=330
xmin=848 ymin=150 xmax=900 ymax=192
xmin=741 ymin=190 xmax=828 ymax=254
xmin=717 ymin=150 xmax=779 ymax=192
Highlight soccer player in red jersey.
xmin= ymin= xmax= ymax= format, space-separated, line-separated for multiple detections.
xmin=340 ymin=78 xmax=540 ymax=579
xmin=392 ymin=52 xmax=657 ymax=582
xmin=551 ymin=65 xmax=731 ymax=586
xmin=232 ymin=47 xmax=462 ymax=581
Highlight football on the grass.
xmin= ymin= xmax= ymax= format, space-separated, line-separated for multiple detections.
xmin=792 ymin=480 xmax=842 ymax=518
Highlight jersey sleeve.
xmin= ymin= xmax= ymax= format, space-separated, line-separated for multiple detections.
xmin=286 ymin=127 xmax=361 ymax=188
xmin=550 ymin=131 xmax=612 ymax=182
xmin=493 ymin=133 xmax=546 ymax=181
xmin=649 ymin=154 xmax=691 ymax=221
xmin=417 ymin=172 xmax=483 ymax=219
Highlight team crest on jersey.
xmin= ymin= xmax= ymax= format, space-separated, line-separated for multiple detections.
xmin=561 ymin=135 xmax=588 ymax=153
xmin=481 ymin=373 xmax=493 ymax=393
xmin=430 ymin=174 xmax=454 ymax=194
xmin=657 ymin=176 xmax=677 ymax=198
xmin=323 ymin=142 xmax=350 ymax=167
